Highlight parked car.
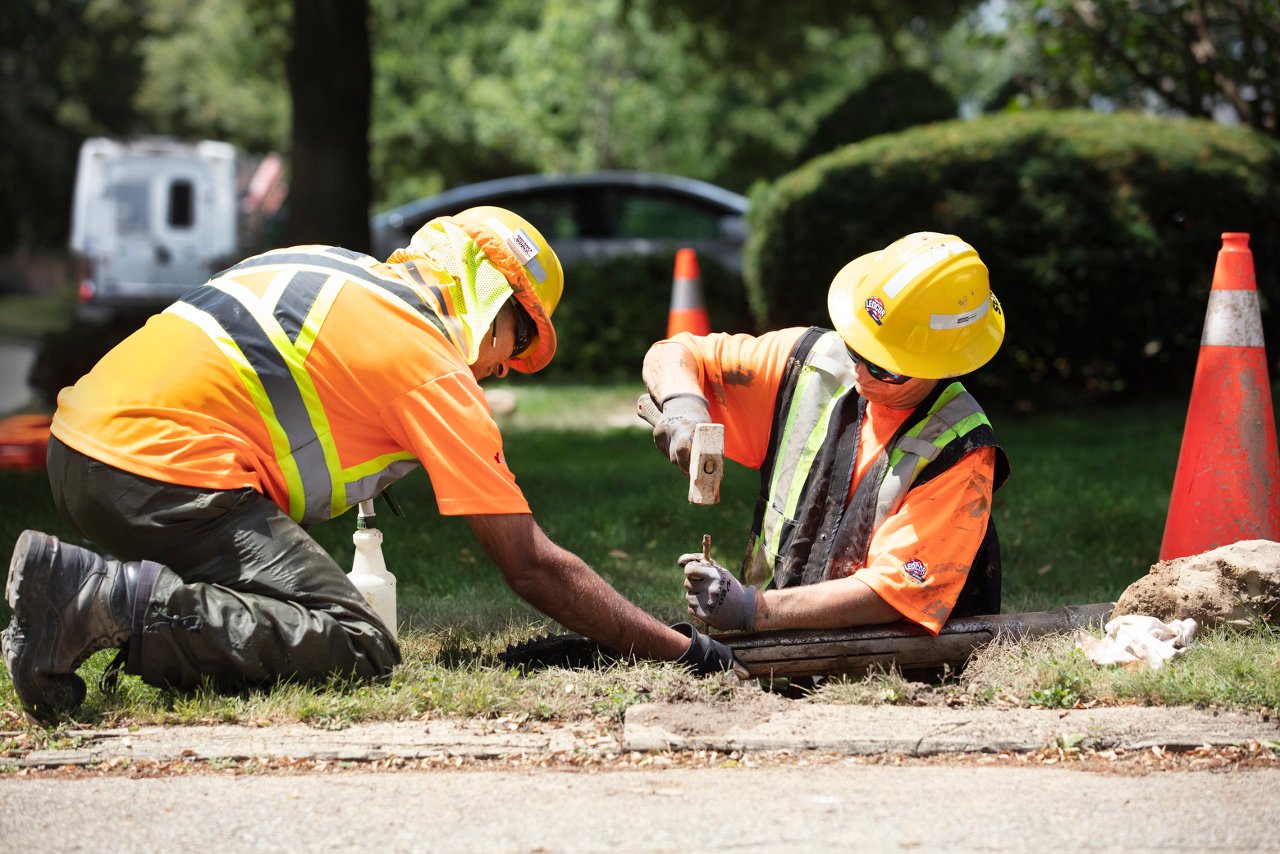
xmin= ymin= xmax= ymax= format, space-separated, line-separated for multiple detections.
xmin=370 ymin=171 xmax=750 ymax=273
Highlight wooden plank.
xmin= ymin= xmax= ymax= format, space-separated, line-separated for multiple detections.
xmin=720 ymin=603 xmax=1114 ymax=680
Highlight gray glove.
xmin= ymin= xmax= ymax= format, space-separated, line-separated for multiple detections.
xmin=679 ymin=552 xmax=758 ymax=632
xmin=671 ymin=622 xmax=738 ymax=675
xmin=653 ymin=394 xmax=711 ymax=474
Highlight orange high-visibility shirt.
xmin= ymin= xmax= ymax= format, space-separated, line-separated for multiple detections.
xmin=52 ymin=252 xmax=529 ymax=520
xmin=670 ymin=328 xmax=996 ymax=634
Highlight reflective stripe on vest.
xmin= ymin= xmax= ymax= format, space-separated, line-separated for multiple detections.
xmin=745 ymin=331 xmax=856 ymax=587
xmin=166 ymin=247 xmax=421 ymax=523
xmin=744 ymin=331 xmax=991 ymax=589
xmin=874 ymin=383 xmax=991 ymax=529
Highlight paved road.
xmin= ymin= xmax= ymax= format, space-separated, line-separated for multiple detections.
xmin=3 ymin=704 xmax=1277 ymax=851
xmin=3 ymin=763 xmax=1277 ymax=852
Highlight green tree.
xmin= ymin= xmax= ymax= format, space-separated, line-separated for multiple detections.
xmin=0 ymin=0 xmax=147 ymax=250
xmin=1006 ymin=0 xmax=1279 ymax=137
xmin=133 ymin=0 xmax=289 ymax=153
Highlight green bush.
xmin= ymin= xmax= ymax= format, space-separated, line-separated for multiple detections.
xmin=795 ymin=68 xmax=958 ymax=165
xmin=744 ymin=111 xmax=1280 ymax=401
xmin=542 ymin=252 xmax=754 ymax=381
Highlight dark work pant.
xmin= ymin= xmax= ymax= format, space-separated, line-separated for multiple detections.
xmin=46 ymin=436 xmax=401 ymax=692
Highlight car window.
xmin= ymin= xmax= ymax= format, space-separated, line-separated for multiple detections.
xmin=615 ymin=191 xmax=725 ymax=239
xmin=502 ymin=192 xmax=582 ymax=240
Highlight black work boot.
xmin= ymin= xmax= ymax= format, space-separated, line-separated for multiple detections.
xmin=2 ymin=530 xmax=142 ymax=721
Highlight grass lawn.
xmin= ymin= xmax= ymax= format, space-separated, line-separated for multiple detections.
xmin=1 ymin=383 xmax=1277 ymax=728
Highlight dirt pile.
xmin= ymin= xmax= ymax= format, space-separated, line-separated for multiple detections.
xmin=1112 ymin=539 xmax=1280 ymax=627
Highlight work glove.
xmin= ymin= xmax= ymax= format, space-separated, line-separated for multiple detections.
xmin=671 ymin=622 xmax=738 ymax=676
xmin=652 ymin=393 xmax=711 ymax=474
xmin=679 ymin=553 xmax=758 ymax=633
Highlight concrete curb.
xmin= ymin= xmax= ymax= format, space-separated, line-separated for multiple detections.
xmin=5 ymin=704 xmax=1277 ymax=769
xmin=622 ymin=704 xmax=1280 ymax=755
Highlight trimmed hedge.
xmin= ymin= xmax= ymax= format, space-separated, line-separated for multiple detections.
xmin=744 ymin=110 xmax=1280 ymax=400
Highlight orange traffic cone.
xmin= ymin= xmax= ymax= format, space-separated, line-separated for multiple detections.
xmin=666 ymin=248 xmax=710 ymax=337
xmin=1159 ymin=232 xmax=1280 ymax=561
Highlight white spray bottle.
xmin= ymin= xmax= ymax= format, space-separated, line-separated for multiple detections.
xmin=348 ymin=499 xmax=398 ymax=640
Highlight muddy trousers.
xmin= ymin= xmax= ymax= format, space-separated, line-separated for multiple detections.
xmin=46 ymin=437 xmax=401 ymax=692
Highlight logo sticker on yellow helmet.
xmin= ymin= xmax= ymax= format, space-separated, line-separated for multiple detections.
xmin=506 ymin=229 xmax=540 ymax=266
xmin=865 ymin=296 xmax=886 ymax=326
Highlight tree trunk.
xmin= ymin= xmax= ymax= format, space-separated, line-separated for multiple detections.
xmin=283 ymin=0 xmax=372 ymax=254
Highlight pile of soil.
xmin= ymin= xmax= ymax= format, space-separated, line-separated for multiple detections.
xmin=1112 ymin=539 xmax=1280 ymax=628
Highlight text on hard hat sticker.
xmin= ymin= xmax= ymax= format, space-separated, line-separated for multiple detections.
xmin=865 ymin=296 xmax=886 ymax=326
xmin=506 ymin=229 xmax=540 ymax=265
xmin=929 ymin=296 xmax=992 ymax=330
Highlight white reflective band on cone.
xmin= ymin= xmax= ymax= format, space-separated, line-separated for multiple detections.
xmin=1201 ymin=290 xmax=1265 ymax=347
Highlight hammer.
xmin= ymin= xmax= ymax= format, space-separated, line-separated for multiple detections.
xmin=637 ymin=393 xmax=724 ymax=505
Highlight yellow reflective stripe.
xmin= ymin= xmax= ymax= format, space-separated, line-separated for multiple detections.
xmin=208 ymin=278 xmax=347 ymax=517
xmin=294 ymin=277 xmax=348 ymax=515
xmin=261 ymin=268 xmax=294 ymax=313
xmin=886 ymin=383 xmax=991 ymax=476
xmin=163 ymin=300 xmax=307 ymax=520
xmin=886 ymin=383 xmax=964 ymax=470
xmin=341 ymin=451 xmax=417 ymax=484
xmin=293 ymin=275 xmax=343 ymax=358
xmin=783 ymin=391 xmax=846 ymax=519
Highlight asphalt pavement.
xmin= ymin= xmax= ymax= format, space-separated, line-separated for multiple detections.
xmin=3 ymin=703 xmax=1279 ymax=853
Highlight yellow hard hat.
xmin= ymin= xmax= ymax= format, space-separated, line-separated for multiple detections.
xmin=448 ymin=205 xmax=565 ymax=373
xmin=827 ymin=232 xmax=1005 ymax=379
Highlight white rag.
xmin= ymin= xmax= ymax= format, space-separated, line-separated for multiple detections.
xmin=1076 ymin=614 xmax=1198 ymax=670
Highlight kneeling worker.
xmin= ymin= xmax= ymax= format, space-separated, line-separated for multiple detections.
xmin=3 ymin=206 xmax=734 ymax=721
xmin=643 ymin=232 xmax=1010 ymax=636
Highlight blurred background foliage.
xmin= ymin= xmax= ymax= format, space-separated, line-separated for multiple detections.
xmin=2 ymin=0 xmax=1278 ymax=400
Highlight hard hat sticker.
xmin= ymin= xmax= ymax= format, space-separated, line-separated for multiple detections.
xmin=929 ymin=296 xmax=990 ymax=330
xmin=506 ymin=229 xmax=540 ymax=265
xmin=865 ymin=296 xmax=887 ymax=326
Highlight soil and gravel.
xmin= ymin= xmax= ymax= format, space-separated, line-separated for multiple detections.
xmin=1113 ymin=539 xmax=1280 ymax=627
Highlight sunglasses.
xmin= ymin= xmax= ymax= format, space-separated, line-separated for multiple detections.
xmin=846 ymin=345 xmax=910 ymax=385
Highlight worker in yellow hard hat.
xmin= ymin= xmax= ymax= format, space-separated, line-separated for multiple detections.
xmin=3 ymin=205 xmax=734 ymax=721
xmin=643 ymin=232 xmax=1010 ymax=642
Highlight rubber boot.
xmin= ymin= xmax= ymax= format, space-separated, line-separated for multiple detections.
xmin=1 ymin=530 xmax=143 ymax=721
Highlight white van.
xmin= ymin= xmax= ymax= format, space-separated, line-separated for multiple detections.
xmin=70 ymin=137 xmax=238 ymax=319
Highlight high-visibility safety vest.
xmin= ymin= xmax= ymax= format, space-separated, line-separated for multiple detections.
xmin=742 ymin=328 xmax=1010 ymax=602
xmin=164 ymin=246 xmax=444 ymax=524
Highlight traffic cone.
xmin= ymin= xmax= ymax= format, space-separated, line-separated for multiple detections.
xmin=1159 ymin=232 xmax=1280 ymax=561
xmin=666 ymin=248 xmax=711 ymax=337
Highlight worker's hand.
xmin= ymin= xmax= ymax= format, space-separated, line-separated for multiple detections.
xmin=652 ymin=394 xmax=711 ymax=474
xmin=678 ymin=553 xmax=757 ymax=632
xmin=671 ymin=622 xmax=738 ymax=675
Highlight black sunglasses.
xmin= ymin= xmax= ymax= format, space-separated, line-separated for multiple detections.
xmin=846 ymin=345 xmax=910 ymax=385
xmin=509 ymin=301 xmax=535 ymax=360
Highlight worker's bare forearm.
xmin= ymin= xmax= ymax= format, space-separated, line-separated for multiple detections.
xmin=754 ymin=575 xmax=900 ymax=631
xmin=514 ymin=549 xmax=686 ymax=659
xmin=642 ymin=341 xmax=703 ymax=402
xmin=466 ymin=513 xmax=687 ymax=660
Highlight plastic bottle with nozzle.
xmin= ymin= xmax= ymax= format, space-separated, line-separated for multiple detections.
xmin=348 ymin=499 xmax=398 ymax=640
